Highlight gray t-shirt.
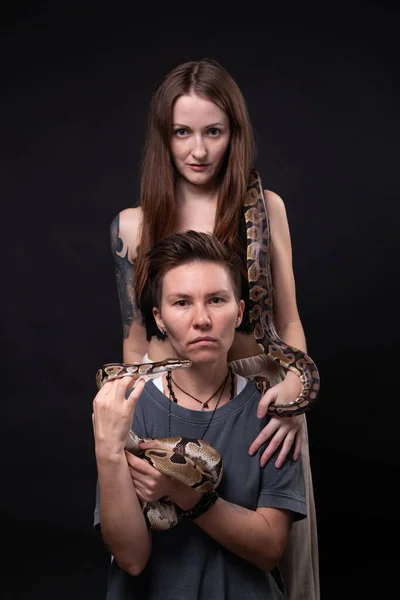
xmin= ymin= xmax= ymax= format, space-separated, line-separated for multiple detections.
xmin=94 ymin=378 xmax=307 ymax=600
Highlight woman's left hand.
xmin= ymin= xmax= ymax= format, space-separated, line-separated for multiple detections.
xmin=248 ymin=379 xmax=303 ymax=468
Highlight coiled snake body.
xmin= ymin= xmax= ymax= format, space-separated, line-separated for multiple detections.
xmin=96 ymin=170 xmax=320 ymax=530
xmin=96 ymin=359 xmax=223 ymax=530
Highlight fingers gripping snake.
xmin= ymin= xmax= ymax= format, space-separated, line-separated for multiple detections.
xmin=95 ymin=169 xmax=320 ymax=529
xmin=95 ymin=359 xmax=223 ymax=531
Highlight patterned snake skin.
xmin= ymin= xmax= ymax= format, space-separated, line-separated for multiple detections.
xmin=95 ymin=171 xmax=320 ymax=526
xmin=95 ymin=359 xmax=223 ymax=530
xmin=245 ymin=169 xmax=320 ymax=415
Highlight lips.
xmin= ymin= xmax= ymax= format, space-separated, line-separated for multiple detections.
xmin=190 ymin=336 xmax=217 ymax=344
xmin=187 ymin=164 xmax=210 ymax=170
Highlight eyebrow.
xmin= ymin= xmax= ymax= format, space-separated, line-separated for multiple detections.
xmin=166 ymin=289 xmax=230 ymax=299
xmin=172 ymin=122 xmax=226 ymax=128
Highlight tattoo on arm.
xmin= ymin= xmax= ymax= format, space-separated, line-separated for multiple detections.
xmin=110 ymin=214 xmax=144 ymax=338
xmin=226 ymin=501 xmax=253 ymax=519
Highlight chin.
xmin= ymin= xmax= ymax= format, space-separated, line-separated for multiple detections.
xmin=187 ymin=175 xmax=212 ymax=186
xmin=186 ymin=348 xmax=226 ymax=365
xmin=183 ymin=169 xmax=216 ymax=186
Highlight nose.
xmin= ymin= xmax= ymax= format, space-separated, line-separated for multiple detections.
xmin=192 ymin=303 xmax=211 ymax=329
xmin=191 ymin=135 xmax=207 ymax=160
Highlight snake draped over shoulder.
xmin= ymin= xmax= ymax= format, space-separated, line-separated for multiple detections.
xmin=244 ymin=169 xmax=320 ymax=416
xmin=95 ymin=171 xmax=320 ymax=528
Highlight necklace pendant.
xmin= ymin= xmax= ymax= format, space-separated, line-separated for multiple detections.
xmin=201 ymin=402 xmax=208 ymax=411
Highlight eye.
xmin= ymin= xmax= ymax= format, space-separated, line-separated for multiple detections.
xmin=174 ymin=300 xmax=188 ymax=306
xmin=210 ymin=297 xmax=225 ymax=304
xmin=207 ymin=127 xmax=221 ymax=136
xmin=173 ymin=128 xmax=187 ymax=137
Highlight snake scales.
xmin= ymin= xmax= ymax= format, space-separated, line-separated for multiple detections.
xmin=245 ymin=169 xmax=320 ymax=415
xmin=96 ymin=359 xmax=223 ymax=530
xmin=96 ymin=169 xmax=320 ymax=529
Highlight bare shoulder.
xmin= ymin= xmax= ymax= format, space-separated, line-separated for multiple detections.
xmin=110 ymin=207 xmax=143 ymax=262
xmin=263 ymin=190 xmax=291 ymax=248
xmin=263 ymin=190 xmax=288 ymax=223
xmin=115 ymin=207 xmax=143 ymax=244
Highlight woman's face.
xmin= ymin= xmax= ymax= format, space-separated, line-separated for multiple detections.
xmin=170 ymin=93 xmax=230 ymax=188
xmin=153 ymin=261 xmax=244 ymax=365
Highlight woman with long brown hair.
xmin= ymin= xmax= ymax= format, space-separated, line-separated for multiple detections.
xmin=109 ymin=58 xmax=319 ymax=600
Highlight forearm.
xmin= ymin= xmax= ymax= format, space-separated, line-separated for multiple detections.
xmin=169 ymin=485 xmax=285 ymax=571
xmin=197 ymin=499 xmax=285 ymax=571
xmin=276 ymin=320 xmax=307 ymax=393
xmin=96 ymin=452 xmax=151 ymax=575
xmin=277 ymin=319 xmax=307 ymax=353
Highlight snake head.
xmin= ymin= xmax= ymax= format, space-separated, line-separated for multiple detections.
xmin=150 ymin=358 xmax=192 ymax=373
xmin=95 ymin=358 xmax=192 ymax=390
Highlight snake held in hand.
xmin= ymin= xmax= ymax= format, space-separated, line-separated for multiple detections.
xmin=96 ymin=359 xmax=223 ymax=531
xmin=95 ymin=170 xmax=320 ymax=528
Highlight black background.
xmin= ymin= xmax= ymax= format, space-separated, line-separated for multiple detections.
xmin=1 ymin=2 xmax=398 ymax=598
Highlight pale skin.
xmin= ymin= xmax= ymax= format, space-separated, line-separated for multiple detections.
xmin=112 ymin=93 xmax=305 ymax=467
xmin=93 ymin=261 xmax=294 ymax=575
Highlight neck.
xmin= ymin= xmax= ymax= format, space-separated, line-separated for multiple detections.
xmin=175 ymin=177 xmax=219 ymax=205
xmin=167 ymin=358 xmax=230 ymax=403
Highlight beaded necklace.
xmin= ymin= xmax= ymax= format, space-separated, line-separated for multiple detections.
xmin=166 ymin=367 xmax=234 ymax=439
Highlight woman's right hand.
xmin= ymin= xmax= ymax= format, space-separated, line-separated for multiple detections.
xmin=126 ymin=449 xmax=203 ymax=509
xmin=92 ymin=375 xmax=146 ymax=460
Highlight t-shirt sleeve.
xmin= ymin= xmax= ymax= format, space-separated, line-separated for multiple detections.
xmin=257 ymin=448 xmax=307 ymax=522
xmin=93 ymin=388 xmax=149 ymax=530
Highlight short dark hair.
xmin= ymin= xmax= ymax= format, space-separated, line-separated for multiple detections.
xmin=146 ymin=230 xmax=243 ymax=308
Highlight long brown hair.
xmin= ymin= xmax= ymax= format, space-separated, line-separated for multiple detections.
xmin=135 ymin=58 xmax=255 ymax=303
